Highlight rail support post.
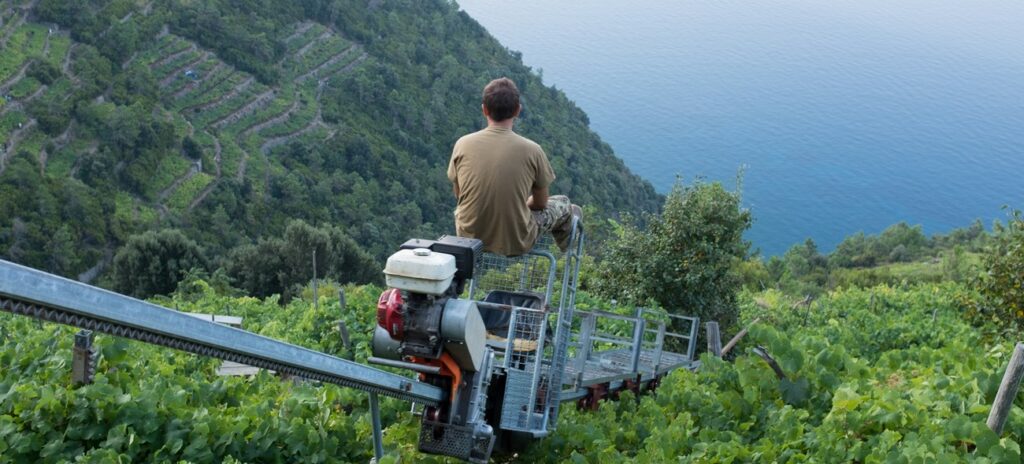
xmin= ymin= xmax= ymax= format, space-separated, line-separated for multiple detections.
xmin=369 ymin=391 xmax=384 ymax=462
xmin=987 ymin=343 xmax=1024 ymax=435
xmin=630 ymin=308 xmax=645 ymax=373
xmin=72 ymin=330 xmax=96 ymax=385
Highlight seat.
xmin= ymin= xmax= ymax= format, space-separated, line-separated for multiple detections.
xmin=479 ymin=290 xmax=544 ymax=351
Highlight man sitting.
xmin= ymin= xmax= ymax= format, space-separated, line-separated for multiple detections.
xmin=447 ymin=77 xmax=581 ymax=256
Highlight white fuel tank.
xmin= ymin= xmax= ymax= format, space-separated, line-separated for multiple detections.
xmin=383 ymin=248 xmax=456 ymax=296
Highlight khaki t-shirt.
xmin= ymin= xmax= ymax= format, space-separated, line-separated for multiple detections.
xmin=447 ymin=126 xmax=556 ymax=256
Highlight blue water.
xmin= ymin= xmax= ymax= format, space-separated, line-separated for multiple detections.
xmin=457 ymin=0 xmax=1024 ymax=256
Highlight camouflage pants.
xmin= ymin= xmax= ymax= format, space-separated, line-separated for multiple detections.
xmin=531 ymin=195 xmax=577 ymax=251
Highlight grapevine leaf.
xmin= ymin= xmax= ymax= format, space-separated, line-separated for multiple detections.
xmin=831 ymin=387 xmax=863 ymax=412
xmin=974 ymin=426 xmax=1000 ymax=454
xmin=779 ymin=377 xmax=810 ymax=406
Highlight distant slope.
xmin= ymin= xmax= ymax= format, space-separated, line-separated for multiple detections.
xmin=0 ymin=0 xmax=661 ymax=282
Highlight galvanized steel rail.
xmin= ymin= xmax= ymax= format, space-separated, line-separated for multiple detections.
xmin=0 ymin=259 xmax=444 ymax=406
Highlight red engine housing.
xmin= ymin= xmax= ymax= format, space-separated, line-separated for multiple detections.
xmin=376 ymin=288 xmax=405 ymax=339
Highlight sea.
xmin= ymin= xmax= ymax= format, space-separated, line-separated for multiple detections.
xmin=457 ymin=0 xmax=1024 ymax=256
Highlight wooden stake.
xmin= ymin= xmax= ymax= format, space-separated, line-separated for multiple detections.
xmin=706 ymin=321 xmax=722 ymax=357
xmin=987 ymin=343 xmax=1024 ymax=435
xmin=312 ymin=249 xmax=318 ymax=311
xmin=721 ymin=317 xmax=761 ymax=357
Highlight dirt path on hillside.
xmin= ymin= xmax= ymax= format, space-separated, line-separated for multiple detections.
xmin=212 ymin=134 xmax=221 ymax=177
xmin=295 ymin=30 xmax=331 ymax=57
xmin=259 ymin=106 xmax=325 ymax=155
xmin=156 ymin=158 xmax=200 ymax=204
xmin=0 ymin=119 xmax=37 ymax=175
xmin=284 ymin=22 xmax=315 ymax=43
xmin=186 ymin=76 xmax=252 ymax=113
xmin=0 ymin=62 xmax=31 ymax=95
xmin=296 ymin=45 xmax=357 ymax=82
xmin=0 ymin=12 xmax=26 ymax=49
xmin=236 ymin=149 xmax=248 ymax=181
xmin=210 ymin=90 xmax=274 ymax=129
xmin=150 ymin=43 xmax=196 ymax=70
xmin=159 ymin=52 xmax=208 ymax=87
xmin=188 ymin=135 xmax=222 ymax=210
xmin=172 ymin=62 xmax=225 ymax=99
xmin=239 ymin=97 xmax=299 ymax=137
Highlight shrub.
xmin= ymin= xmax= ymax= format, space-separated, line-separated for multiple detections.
xmin=111 ymin=229 xmax=209 ymax=298
xmin=591 ymin=180 xmax=751 ymax=330
xmin=224 ymin=220 xmax=379 ymax=302
xmin=973 ymin=209 xmax=1024 ymax=328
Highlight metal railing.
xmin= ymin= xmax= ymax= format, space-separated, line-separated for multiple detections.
xmin=467 ymin=217 xmax=585 ymax=435
xmin=639 ymin=309 xmax=700 ymax=365
xmin=564 ymin=306 xmax=700 ymax=390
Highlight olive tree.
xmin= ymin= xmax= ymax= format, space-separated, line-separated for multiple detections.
xmin=592 ymin=180 xmax=752 ymax=330
xmin=974 ymin=209 xmax=1024 ymax=328
xmin=111 ymin=229 xmax=209 ymax=298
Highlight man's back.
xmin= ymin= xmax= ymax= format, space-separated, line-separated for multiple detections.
xmin=448 ymin=126 xmax=554 ymax=256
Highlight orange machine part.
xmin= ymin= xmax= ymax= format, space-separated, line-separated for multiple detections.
xmin=410 ymin=353 xmax=462 ymax=404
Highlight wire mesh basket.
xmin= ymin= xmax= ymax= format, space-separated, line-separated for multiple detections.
xmin=467 ymin=234 xmax=558 ymax=305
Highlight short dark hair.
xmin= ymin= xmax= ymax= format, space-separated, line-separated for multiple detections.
xmin=482 ymin=78 xmax=520 ymax=122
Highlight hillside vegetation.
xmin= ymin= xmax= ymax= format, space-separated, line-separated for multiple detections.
xmin=0 ymin=0 xmax=660 ymax=285
xmin=2 ymin=0 xmax=1023 ymax=461
xmin=2 ymin=279 xmax=1022 ymax=462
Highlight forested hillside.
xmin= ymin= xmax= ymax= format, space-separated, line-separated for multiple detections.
xmin=0 ymin=0 xmax=660 ymax=285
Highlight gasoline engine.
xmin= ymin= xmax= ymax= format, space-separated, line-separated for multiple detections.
xmin=370 ymin=236 xmax=498 ymax=463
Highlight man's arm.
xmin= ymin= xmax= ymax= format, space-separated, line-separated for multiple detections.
xmin=529 ymin=145 xmax=555 ymax=211
xmin=527 ymin=185 xmax=548 ymax=211
xmin=447 ymin=146 xmax=460 ymax=199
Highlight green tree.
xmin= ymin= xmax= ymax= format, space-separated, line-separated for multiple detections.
xmin=829 ymin=232 xmax=875 ymax=268
xmin=26 ymin=59 xmax=61 ymax=85
xmin=940 ymin=245 xmax=969 ymax=283
xmin=779 ymin=239 xmax=828 ymax=296
xmin=111 ymin=229 xmax=209 ymax=298
xmin=592 ymin=180 xmax=751 ymax=330
xmin=877 ymin=222 xmax=928 ymax=261
xmin=224 ymin=220 xmax=378 ymax=302
xmin=44 ymin=225 xmax=76 ymax=276
xmin=973 ymin=209 xmax=1024 ymax=328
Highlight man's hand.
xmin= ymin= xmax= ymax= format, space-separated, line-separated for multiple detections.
xmin=527 ymin=186 xmax=549 ymax=211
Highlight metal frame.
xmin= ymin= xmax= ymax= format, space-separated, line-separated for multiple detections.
xmin=543 ymin=217 xmax=585 ymax=429
xmin=0 ymin=259 xmax=445 ymax=405
xmin=639 ymin=309 xmax=700 ymax=365
xmin=559 ymin=306 xmax=700 ymax=404
xmin=465 ymin=217 xmax=586 ymax=436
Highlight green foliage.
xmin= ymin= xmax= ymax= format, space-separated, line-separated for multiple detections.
xmin=592 ymin=180 xmax=751 ymax=330
xmin=27 ymin=59 xmax=61 ymax=86
xmin=521 ymin=284 xmax=1024 ymax=462
xmin=4 ymin=0 xmax=662 ymax=279
xmin=1 ymin=271 xmax=1022 ymax=462
xmin=166 ymin=172 xmax=214 ymax=212
xmin=0 ymin=281 xmax=404 ymax=463
xmin=972 ymin=210 xmax=1024 ymax=329
xmin=820 ymin=223 xmax=930 ymax=272
xmin=224 ymin=220 xmax=379 ymax=302
xmin=942 ymin=245 xmax=976 ymax=283
xmin=759 ymin=220 xmax=991 ymax=296
xmin=111 ymin=229 xmax=209 ymax=298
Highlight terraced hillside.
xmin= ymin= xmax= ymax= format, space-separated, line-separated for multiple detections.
xmin=117 ymin=22 xmax=367 ymax=217
xmin=0 ymin=0 xmax=661 ymax=286
xmin=1 ymin=8 xmax=68 ymax=175
xmin=0 ymin=3 xmax=371 ymax=277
